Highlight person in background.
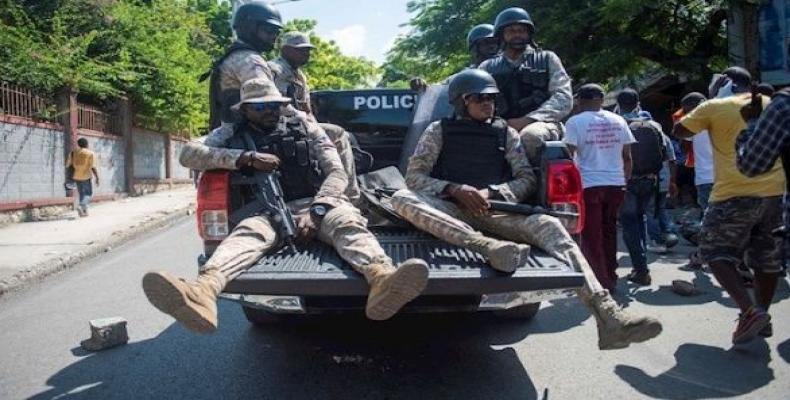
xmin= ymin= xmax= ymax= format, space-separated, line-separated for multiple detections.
xmin=66 ymin=138 xmax=100 ymax=217
xmin=674 ymin=67 xmax=782 ymax=344
xmin=563 ymin=84 xmax=633 ymax=293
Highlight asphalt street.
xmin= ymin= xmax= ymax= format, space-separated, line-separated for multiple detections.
xmin=0 ymin=218 xmax=789 ymax=400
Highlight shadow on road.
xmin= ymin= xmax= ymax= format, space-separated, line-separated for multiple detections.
xmin=28 ymin=299 xmax=590 ymax=400
xmin=615 ymin=341 xmax=774 ymax=399
xmin=779 ymin=339 xmax=790 ymax=365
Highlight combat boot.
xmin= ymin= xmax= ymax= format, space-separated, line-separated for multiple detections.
xmin=142 ymin=270 xmax=226 ymax=334
xmin=581 ymin=289 xmax=663 ymax=350
xmin=362 ymin=258 xmax=429 ymax=320
xmin=466 ymin=235 xmax=531 ymax=273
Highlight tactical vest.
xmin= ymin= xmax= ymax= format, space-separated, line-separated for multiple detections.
xmin=487 ymin=51 xmax=550 ymax=119
xmin=226 ymin=119 xmax=323 ymax=203
xmin=200 ymin=42 xmax=259 ymax=130
xmin=431 ymin=118 xmax=512 ymax=189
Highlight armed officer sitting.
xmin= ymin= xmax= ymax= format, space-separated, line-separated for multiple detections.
xmin=391 ymin=69 xmax=662 ymax=350
xmin=142 ymin=78 xmax=429 ymax=334
xmin=479 ymin=7 xmax=573 ymax=166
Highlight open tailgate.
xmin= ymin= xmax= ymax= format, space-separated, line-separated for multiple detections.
xmin=223 ymin=228 xmax=584 ymax=296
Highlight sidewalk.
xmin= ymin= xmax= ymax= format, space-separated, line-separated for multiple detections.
xmin=0 ymin=186 xmax=196 ymax=296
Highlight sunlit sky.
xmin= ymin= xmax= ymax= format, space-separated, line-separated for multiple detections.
xmin=238 ymin=0 xmax=414 ymax=65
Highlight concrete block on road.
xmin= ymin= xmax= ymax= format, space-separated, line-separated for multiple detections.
xmin=80 ymin=317 xmax=129 ymax=352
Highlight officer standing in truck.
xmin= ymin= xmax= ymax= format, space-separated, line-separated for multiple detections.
xmin=143 ymin=78 xmax=430 ymax=334
xmin=479 ymin=7 xmax=573 ymax=166
xmin=201 ymin=1 xmax=359 ymax=204
xmin=391 ymin=69 xmax=661 ymax=350
xmin=269 ymin=31 xmax=362 ymax=205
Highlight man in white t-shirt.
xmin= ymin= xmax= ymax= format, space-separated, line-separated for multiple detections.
xmin=681 ymin=93 xmax=715 ymax=209
xmin=564 ymin=83 xmax=635 ymax=292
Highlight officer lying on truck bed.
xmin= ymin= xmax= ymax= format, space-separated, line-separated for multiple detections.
xmin=391 ymin=69 xmax=662 ymax=350
xmin=142 ymin=78 xmax=431 ymax=333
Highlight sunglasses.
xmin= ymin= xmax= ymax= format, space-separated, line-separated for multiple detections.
xmin=247 ymin=103 xmax=282 ymax=112
xmin=464 ymin=93 xmax=497 ymax=103
xmin=261 ymin=25 xmax=282 ymax=35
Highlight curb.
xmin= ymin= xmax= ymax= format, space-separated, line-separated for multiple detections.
xmin=0 ymin=203 xmax=195 ymax=298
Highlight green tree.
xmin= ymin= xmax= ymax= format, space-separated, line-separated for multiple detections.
xmin=382 ymin=0 xmax=730 ymax=87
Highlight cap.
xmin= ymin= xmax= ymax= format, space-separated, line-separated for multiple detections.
xmin=616 ymin=88 xmax=639 ymax=106
xmin=231 ymin=78 xmax=291 ymax=111
xmin=281 ymin=32 xmax=315 ymax=49
xmin=576 ymin=83 xmax=605 ymax=99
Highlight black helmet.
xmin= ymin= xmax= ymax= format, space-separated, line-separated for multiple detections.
xmin=233 ymin=1 xmax=283 ymax=30
xmin=467 ymin=24 xmax=495 ymax=49
xmin=493 ymin=7 xmax=535 ymax=37
xmin=448 ymin=69 xmax=499 ymax=103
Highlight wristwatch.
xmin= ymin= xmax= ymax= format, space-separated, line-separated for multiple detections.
xmin=310 ymin=204 xmax=328 ymax=220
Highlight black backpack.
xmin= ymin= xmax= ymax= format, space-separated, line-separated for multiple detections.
xmin=628 ymin=119 xmax=665 ymax=177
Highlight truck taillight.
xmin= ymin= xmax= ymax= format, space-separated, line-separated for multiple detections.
xmin=197 ymin=170 xmax=230 ymax=241
xmin=547 ymin=160 xmax=585 ymax=235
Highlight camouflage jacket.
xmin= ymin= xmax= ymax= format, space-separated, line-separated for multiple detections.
xmin=405 ymin=120 xmax=537 ymax=202
xmin=479 ymin=47 xmax=572 ymax=123
xmin=268 ymin=57 xmax=313 ymax=115
xmin=179 ymin=120 xmax=349 ymax=209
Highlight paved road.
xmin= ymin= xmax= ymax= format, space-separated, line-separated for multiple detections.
xmin=1 ymin=219 xmax=789 ymax=399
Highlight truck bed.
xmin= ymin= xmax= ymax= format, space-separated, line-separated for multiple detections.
xmin=223 ymin=228 xmax=585 ymax=296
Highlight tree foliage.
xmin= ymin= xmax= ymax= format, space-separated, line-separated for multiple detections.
xmin=383 ymin=0 xmax=730 ymax=88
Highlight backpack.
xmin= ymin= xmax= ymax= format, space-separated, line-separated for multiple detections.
xmin=628 ymin=119 xmax=665 ymax=177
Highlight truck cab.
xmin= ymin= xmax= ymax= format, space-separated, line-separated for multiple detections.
xmin=195 ymin=86 xmax=586 ymax=325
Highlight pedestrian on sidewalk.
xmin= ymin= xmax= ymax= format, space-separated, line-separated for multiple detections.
xmin=564 ymin=83 xmax=634 ymax=292
xmin=616 ymin=89 xmax=675 ymax=286
xmin=674 ymin=67 xmax=783 ymax=344
xmin=66 ymin=138 xmax=100 ymax=217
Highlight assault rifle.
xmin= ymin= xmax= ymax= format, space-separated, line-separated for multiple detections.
xmin=230 ymin=171 xmax=298 ymax=253
xmin=488 ymin=200 xmax=578 ymax=219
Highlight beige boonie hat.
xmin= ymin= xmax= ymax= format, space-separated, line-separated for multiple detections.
xmin=281 ymin=31 xmax=315 ymax=49
xmin=231 ymin=78 xmax=291 ymax=110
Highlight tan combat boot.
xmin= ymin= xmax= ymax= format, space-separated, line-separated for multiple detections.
xmin=363 ymin=258 xmax=429 ymax=320
xmin=466 ymin=235 xmax=531 ymax=273
xmin=582 ymin=289 xmax=663 ymax=350
xmin=142 ymin=270 xmax=226 ymax=334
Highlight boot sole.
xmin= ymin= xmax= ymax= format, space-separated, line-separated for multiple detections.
xmin=366 ymin=264 xmax=429 ymax=321
xmin=142 ymin=272 xmax=216 ymax=334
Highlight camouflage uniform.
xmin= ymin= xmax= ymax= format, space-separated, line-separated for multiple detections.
xmin=393 ymin=120 xmax=664 ymax=350
xmin=479 ymin=48 xmax=572 ymax=165
xmin=216 ymin=42 xmax=360 ymax=205
xmin=268 ymin=56 xmax=361 ymax=205
xmin=180 ymin=119 xmax=391 ymax=283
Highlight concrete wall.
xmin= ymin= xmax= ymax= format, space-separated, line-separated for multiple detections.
xmin=0 ymin=121 xmax=65 ymax=201
xmin=171 ymin=139 xmax=191 ymax=180
xmin=78 ymin=132 xmax=126 ymax=195
xmin=132 ymin=128 xmax=166 ymax=180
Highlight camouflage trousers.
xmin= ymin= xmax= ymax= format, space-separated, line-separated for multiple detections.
xmin=203 ymin=199 xmax=392 ymax=284
xmin=519 ymin=121 xmax=564 ymax=166
xmin=320 ymin=123 xmax=361 ymax=206
xmin=391 ymin=189 xmax=605 ymax=294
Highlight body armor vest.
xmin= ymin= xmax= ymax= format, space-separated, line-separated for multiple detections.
xmin=227 ymin=119 xmax=323 ymax=203
xmin=201 ymin=42 xmax=258 ymax=130
xmin=431 ymin=118 xmax=512 ymax=189
xmin=487 ymin=51 xmax=550 ymax=119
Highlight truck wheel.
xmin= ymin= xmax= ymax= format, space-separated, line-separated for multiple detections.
xmin=492 ymin=302 xmax=541 ymax=321
xmin=241 ymin=306 xmax=282 ymax=326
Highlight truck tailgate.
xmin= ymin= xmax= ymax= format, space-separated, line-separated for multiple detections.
xmin=223 ymin=228 xmax=584 ymax=296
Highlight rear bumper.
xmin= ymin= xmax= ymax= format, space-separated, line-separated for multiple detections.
xmin=219 ymin=288 xmax=578 ymax=315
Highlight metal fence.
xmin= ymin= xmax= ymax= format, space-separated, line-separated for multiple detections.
xmin=77 ymin=103 xmax=123 ymax=135
xmin=0 ymin=81 xmax=58 ymax=122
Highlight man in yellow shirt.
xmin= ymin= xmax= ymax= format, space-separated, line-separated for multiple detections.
xmin=674 ymin=67 xmax=784 ymax=345
xmin=66 ymin=138 xmax=100 ymax=216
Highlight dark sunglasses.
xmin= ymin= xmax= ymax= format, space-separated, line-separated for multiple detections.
xmin=261 ymin=24 xmax=282 ymax=35
xmin=464 ymin=93 xmax=497 ymax=103
xmin=247 ymin=103 xmax=282 ymax=112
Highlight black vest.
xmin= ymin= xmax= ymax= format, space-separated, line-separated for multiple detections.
xmin=226 ymin=119 xmax=323 ymax=202
xmin=431 ymin=118 xmax=512 ymax=189
xmin=485 ymin=51 xmax=550 ymax=119
xmin=200 ymin=42 xmax=258 ymax=130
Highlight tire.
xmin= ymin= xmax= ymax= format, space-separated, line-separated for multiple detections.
xmin=492 ymin=302 xmax=541 ymax=321
xmin=241 ymin=305 xmax=283 ymax=326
